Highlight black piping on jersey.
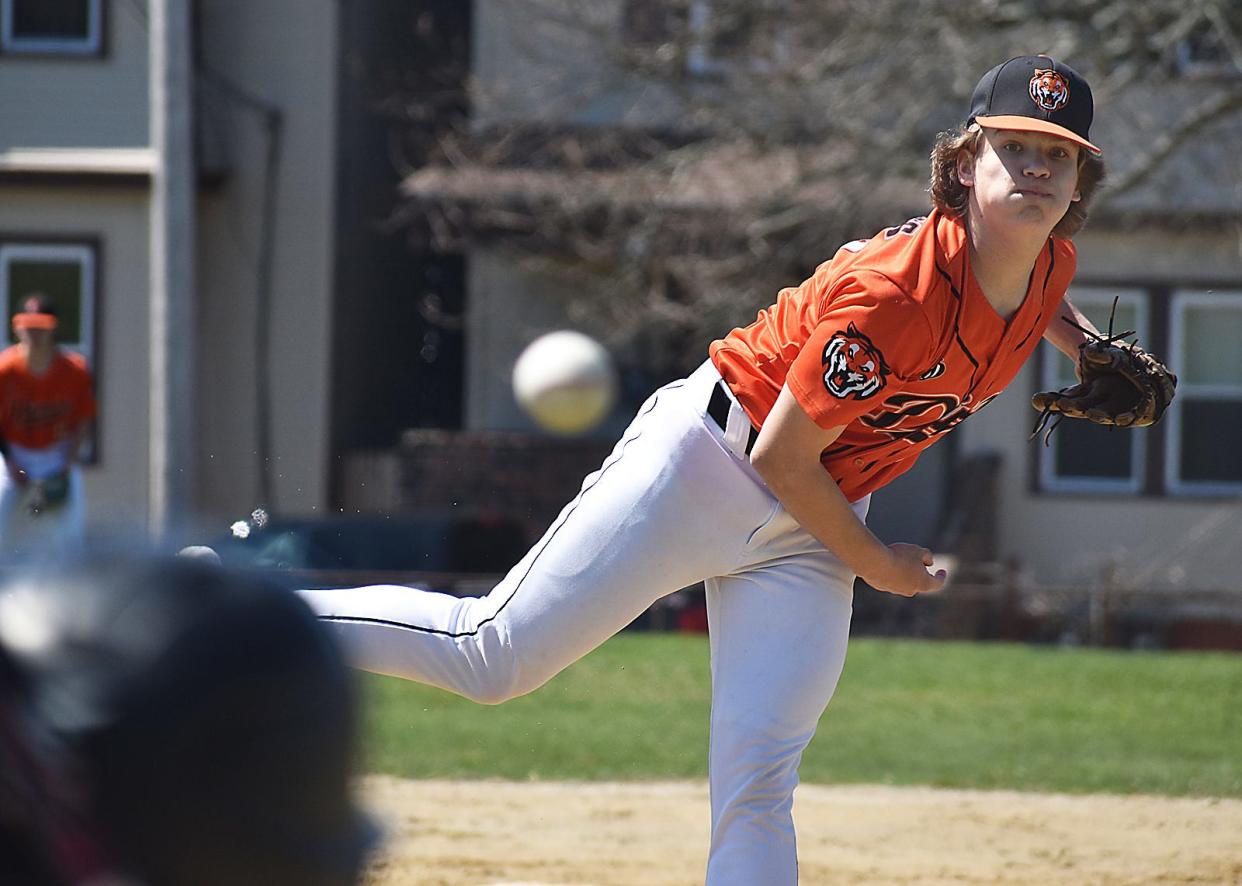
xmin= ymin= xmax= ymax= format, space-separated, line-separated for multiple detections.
xmin=954 ymin=335 xmax=981 ymax=390
xmin=317 ymin=383 xmax=676 ymax=639
xmin=933 ymin=261 xmax=981 ymax=391
xmin=1011 ymin=241 xmax=1056 ymax=352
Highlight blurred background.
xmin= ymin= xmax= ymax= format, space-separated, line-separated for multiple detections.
xmin=2 ymin=0 xmax=1240 ymax=650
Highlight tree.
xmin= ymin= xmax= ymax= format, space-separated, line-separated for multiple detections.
xmin=386 ymin=0 xmax=1242 ymax=376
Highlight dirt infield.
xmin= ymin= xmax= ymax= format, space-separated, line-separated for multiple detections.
xmin=359 ymin=776 xmax=1242 ymax=885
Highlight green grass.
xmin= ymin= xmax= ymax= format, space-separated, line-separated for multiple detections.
xmin=360 ymin=634 xmax=1242 ymax=797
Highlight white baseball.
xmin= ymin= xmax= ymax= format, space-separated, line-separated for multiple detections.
xmin=513 ymin=330 xmax=618 ymax=434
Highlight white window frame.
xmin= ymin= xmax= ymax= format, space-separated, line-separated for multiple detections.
xmin=1038 ymin=287 xmax=1149 ymax=494
xmin=0 ymin=0 xmax=102 ymax=56
xmin=0 ymin=242 xmax=96 ymax=366
xmin=1165 ymin=289 xmax=1242 ymax=496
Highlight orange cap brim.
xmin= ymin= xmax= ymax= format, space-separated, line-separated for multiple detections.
xmin=12 ymin=313 xmax=57 ymax=330
xmin=975 ymin=115 xmax=1101 ymax=156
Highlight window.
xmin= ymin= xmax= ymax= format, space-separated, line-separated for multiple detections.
xmin=0 ymin=242 xmax=96 ymax=366
xmin=1 ymin=0 xmax=102 ymax=56
xmin=1165 ymin=290 xmax=1242 ymax=495
xmin=1036 ymin=285 xmax=1242 ymax=498
xmin=0 ymin=241 xmax=98 ymax=461
xmin=1037 ymin=288 xmax=1149 ymax=494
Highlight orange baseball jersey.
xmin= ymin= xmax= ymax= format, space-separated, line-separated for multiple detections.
xmin=0 ymin=345 xmax=97 ymax=450
xmin=709 ymin=209 xmax=1077 ymax=502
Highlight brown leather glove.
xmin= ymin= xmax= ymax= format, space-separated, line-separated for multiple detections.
xmin=1032 ymin=337 xmax=1177 ymax=443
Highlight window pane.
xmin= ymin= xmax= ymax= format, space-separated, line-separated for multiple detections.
xmin=1180 ymin=399 xmax=1242 ymax=483
xmin=1179 ymin=305 xmax=1242 ymax=384
xmin=12 ymin=0 xmax=90 ymax=39
xmin=6 ymin=259 xmax=84 ymax=346
xmin=1054 ymin=419 xmax=1133 ymax=479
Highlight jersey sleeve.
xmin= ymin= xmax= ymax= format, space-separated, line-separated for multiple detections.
xmin=785 ymin=270 xmax=935 ymax=429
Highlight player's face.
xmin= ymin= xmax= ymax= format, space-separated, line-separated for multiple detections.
xmin=959 ymin=129 xmax=1082 ymax=234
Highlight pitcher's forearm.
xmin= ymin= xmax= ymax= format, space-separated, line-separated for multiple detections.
xmin=1045 ymin=296 xmax=1101 ymax=361
xmin=749 ymin=384 xmax=945 ymax=597
xmin=752 ymin=454 xmax=889 ymax=581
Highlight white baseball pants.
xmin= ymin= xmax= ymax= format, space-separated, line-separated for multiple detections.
xmin=301 ymin=360 xmax=867 ymax=885
xmin=0 ymin=462 xmax=86 ymax=558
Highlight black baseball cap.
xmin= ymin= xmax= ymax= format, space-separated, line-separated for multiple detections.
xmin=968 ymin=55 xmax=1101 ymax=155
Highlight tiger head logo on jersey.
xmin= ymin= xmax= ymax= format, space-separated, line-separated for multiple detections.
xmin=822 ymin=323 xmax=891 ymax=400
xmin=1029 ymin=69 xmax=1070 ymax=112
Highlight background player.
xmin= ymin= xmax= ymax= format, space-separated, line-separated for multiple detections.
xmin=297 ymin=56 xmax=1165 ymax=884
xmin=0 ymin=294 xmax=97 ymax=557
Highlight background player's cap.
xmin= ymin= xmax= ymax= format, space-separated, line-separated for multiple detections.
xmin=968 ymin=55 xmax=1101 ymax=156
xmin=11 ymin=292 xmax=59 ymax=330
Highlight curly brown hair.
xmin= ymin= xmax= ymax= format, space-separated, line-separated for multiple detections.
xmin=928 ymin=124 xmax=1106 ymax=239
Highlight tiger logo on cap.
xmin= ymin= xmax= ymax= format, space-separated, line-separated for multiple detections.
xmin=822 ymin=322 xmax=891 ymax=400
xmin=1029 ymin=69 xmax=1070 ymax=112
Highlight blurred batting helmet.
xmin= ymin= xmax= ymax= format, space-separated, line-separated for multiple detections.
xmin=0 ymin=554 xmax=379 ymax=885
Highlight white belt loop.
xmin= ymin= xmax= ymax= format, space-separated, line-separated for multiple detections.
xmin=723 ymin=393 xmax=751 ymax=458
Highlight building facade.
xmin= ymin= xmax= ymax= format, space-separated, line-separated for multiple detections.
xmin=3 ymin=1 xmax=1239 ymax=606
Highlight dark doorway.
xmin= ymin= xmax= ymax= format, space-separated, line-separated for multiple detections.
xmin=331 ymin=0 xmax=471 ymax=460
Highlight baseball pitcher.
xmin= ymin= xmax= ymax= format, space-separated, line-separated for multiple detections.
xmin=299 ymin=56 xmax=1174 ymax=884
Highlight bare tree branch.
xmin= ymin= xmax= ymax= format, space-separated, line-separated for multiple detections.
xmin=384 ymin=0 xmax=1242 ymax=373
xmin=1102 ymin=86 xmax=1242 ymax=199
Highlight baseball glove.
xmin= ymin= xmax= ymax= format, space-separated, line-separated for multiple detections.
xmin=1031 ymin=309 xmax=1177 ymax=444
xmin=26 ymin=472 xmax=70 ymax=517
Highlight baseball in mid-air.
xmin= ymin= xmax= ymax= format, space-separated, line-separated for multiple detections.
xmin=513 ymin=330 xmax=618 ymax=434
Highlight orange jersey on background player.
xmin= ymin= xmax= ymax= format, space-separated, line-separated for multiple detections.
xmin=709 ymin=209 xmax=1077 ymax=502
xmin=0 ymin=345 xmax=97 ymax=450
